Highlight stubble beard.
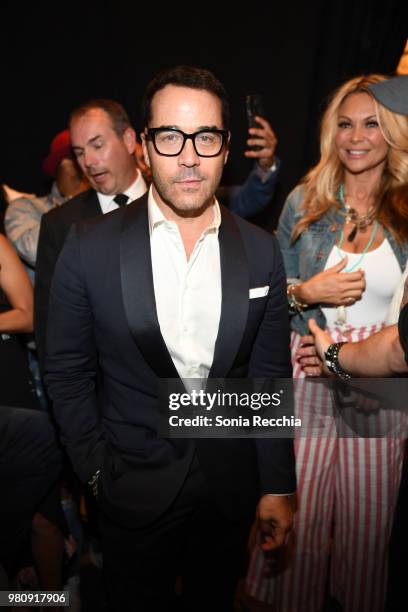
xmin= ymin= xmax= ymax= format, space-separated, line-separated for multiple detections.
xmin=151 ymin=166 xmax=224 ymax=217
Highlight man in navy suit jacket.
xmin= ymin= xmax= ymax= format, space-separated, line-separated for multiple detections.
xmin=35 ymin=100 xmax=280 ymax=370
xmin=45 ymin=66 xmax=295 ymax=612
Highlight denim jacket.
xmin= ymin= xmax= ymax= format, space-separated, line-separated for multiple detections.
xmin=276 ymin=185 xmax=408 ymax=335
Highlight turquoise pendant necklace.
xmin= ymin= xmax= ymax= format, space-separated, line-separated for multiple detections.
xmin=334 ymin=219 xmax=379 ymax=328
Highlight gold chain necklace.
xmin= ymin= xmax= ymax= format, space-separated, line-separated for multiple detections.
xmin=338 ymin=184 xmax=377 ymax=242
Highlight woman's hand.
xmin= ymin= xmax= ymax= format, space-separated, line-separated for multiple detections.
xmin=295 ymin=322 xmax=328 ymax=376
xmin=294 ymin=319 xmax=335 ymax=377
xmin=296 ymin=335 xmax=323 ymax=376
xmin=297 ymin=257 xmax=365 ymax=306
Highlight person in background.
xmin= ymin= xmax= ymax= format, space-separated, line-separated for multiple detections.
xmin=0 ymin=231 xmax=66 ymax=611
xmin=4 ymin=134 xmax=86 ymax=608
xmin=1 ymin=183 xmax=36 ymax=233
xmin=247 ymin=73 xmax=408 ymax=612
xmin=4 ymin=130 xmax=87 ymax=414
xmin=217 ymin=113 xmax=281 ymax=217
xmin=0 ymin=233 xmax=33 ymax=337
xmin=34 ymin=100 xmax=147 ymax=371
xmin=0 ymin=192 xmax=36 ymax=406
xmin=5 ymin=129 xmax=88 ymax=283
xmin=298 ymin=75 xmax=408 ymax=612
xmin=298 ymin=74 xmax=408 ymax=379
xmin=0 ymin=407 xmax=62 ymax=612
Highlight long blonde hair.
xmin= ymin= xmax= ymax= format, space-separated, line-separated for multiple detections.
xmin=292 ymin=74 xmax=408 ymax=243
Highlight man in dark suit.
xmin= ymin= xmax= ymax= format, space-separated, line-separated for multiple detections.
xmin=44 ymin=65 xmax=295 ymax=611
xmin=34 ymin=100 xmax=147 ymax=367
xmin=35 ymin=100 xmax=280 ymax=369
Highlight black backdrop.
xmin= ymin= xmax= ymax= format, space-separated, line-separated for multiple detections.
xmin=2 ymin=0 xmax=407 ymax=228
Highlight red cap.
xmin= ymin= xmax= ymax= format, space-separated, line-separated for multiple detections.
xmin=42 ymin=129 xmax=72 ymax=178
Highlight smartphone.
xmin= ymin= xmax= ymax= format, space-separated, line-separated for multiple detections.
xmin=246 ymin=94 xmax=264 ymax=151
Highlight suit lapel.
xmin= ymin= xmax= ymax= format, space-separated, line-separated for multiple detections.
xmin=120 ymin=198 xmax=249 ymax=380
xmin=209 ymin=207 xmax=249 ymax=377
xmin=83 ymin=190 xmax=103 ymax=218
xmin=120 ymin=195 xmax=179 ymax=379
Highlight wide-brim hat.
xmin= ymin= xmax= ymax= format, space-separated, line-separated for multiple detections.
xmin=368 ymin=75 xmax=408 ymax=116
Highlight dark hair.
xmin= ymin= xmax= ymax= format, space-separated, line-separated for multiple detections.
xmin=142 ymin=65 xmax=230 ymax=129
xmin=69 ymin=99 xmax=132 ymax=136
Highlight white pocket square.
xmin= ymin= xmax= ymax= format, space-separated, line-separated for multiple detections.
xmin=249 ymin=286 xmax=269 ymax=299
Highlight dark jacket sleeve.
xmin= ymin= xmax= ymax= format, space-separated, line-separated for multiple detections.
xmin=398 ymin=303 xmax=408 ymax=364
xmin=44 ymin=226 xmax=105 ymax=482
xmin=249 ymin=236 xmax=296 ymax=494
xmin=34 ymin=212 xmax=59 ymax=371
xmin=217 ymin=160 xmax=280 ymax=219
xmin=34 ymin=209 xmax=72 ymax=372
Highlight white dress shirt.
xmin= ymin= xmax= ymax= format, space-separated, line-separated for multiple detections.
xmin=97 ymin=169 xmax=147 ymax=214
xmin=148 ymin=188 xmax=222 ymax=380
xmin=149 ymin=190 xmax=291 ymax=497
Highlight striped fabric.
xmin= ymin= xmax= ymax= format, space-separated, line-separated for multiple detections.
xmin=246 ymin=324 xmax=405 ymax=612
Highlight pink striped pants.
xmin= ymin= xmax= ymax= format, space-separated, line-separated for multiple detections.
xmin=246 ymin=324 xmax=405 ymax=612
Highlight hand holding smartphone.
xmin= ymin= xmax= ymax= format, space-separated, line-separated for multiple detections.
xmin=246 ymin=94 xmax=265 ymax=151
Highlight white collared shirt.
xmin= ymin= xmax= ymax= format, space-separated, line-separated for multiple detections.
xmin=148 ymin=188 xmax=222 ymax=380
xmin=97 ymin=169 xmax=147 ymax=214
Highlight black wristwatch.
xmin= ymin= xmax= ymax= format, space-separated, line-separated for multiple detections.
xmin=324 ymin=342 xmax=351 ymax=380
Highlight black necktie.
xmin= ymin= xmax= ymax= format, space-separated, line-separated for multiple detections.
xmin=113 ymin=194 xmax=129 ymax=207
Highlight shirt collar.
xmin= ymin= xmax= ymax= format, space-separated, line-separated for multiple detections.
xmin=97 ymin=169 xmax=147 ymax=209
xmin=147 ymin=186 xmax=221 ymax=237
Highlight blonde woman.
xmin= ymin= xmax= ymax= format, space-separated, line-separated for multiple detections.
xmin=247 ymin=75 xmax=408 ymax=612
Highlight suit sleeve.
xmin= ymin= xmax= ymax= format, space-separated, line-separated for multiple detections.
xmin=398 ymin=303 xmax=408 ymax=364
xmin=216 ymin=160 xmax=280 ymax=219
xmin=249 ymin=237 xmax=296 ymax=494
xmin=44 ymin=225 xmax=105 ymax=483
xmin=34 ymin=212 xmax=63 ymax=372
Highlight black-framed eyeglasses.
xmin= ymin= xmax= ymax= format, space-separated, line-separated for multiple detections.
xmin=146 ymin=128 xmax=229 ymax=157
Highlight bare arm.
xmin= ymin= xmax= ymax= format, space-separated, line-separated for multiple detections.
xmin=0 ymin=234 xmax=33 ymax=333
xmin=339 ymin=325 xmax=407 ymax=376
xmin=308 ymin=319 xmax=408 ymax=377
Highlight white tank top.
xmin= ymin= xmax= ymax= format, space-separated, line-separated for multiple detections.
xmin=322 ymin=239 xmax=401 ymax=328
